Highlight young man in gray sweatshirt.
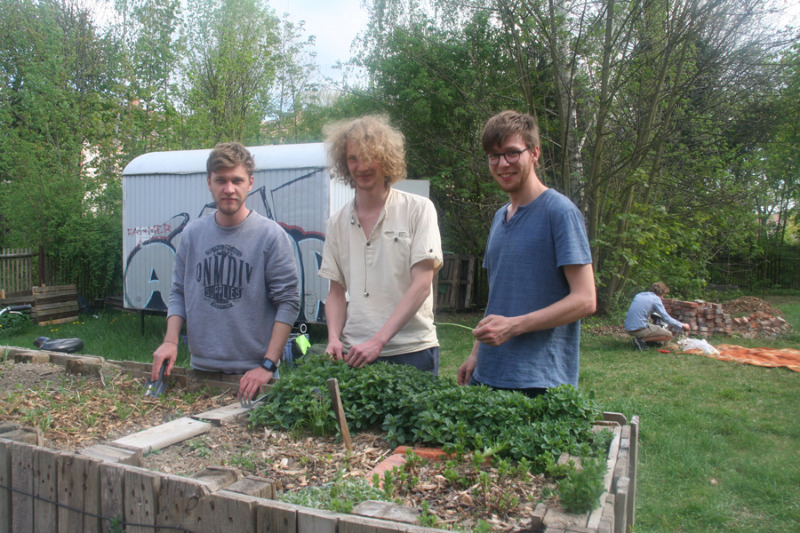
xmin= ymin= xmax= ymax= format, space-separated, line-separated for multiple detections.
xmin=151 ymin=142 xmax=300 ymax=402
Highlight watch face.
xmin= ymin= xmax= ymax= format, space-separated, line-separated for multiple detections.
xmin=261 ymin=359 xmax=277 ymax=372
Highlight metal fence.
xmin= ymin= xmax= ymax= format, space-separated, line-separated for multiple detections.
xmin=708 ymin=247 xmax=800 ymax=290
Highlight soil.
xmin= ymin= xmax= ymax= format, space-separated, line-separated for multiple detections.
xmin=0 ymin=359 xmax=548 ymax=532
xmin=720 ymin=296 xmax=782 ymax=317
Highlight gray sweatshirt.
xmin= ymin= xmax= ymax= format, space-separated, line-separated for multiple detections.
xmin=168 ymin=211 xmax=300 ymax=373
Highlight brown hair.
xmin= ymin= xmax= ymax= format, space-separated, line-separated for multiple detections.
xmin=323 ymin=115 xmax=407 ymax=188
xmin=481 ymin=110 xmax=541 ymax=168
xmin=649 ymin=282 xmax=669 ymax=296
xmin=206 ymin=142 xmax=255 ymax=177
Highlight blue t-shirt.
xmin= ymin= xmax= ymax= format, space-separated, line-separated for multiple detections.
xmin=474 ymin=189 xmax=592 ymax=389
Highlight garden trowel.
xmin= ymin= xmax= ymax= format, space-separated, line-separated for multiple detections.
xmin=143 ymin=360 xmax=168 ymax=398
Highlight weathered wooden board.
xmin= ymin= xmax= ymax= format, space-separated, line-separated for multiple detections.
xmin=99 ymin=463 xmax=124 ymax=533
xmin=11 ymin=441 xmax=35 ymax=533
xmin=113 ymin=417 xmax=212 ymax=453
xmin=81 ymin=444 xmax=142 ymax=466
xmin=32 ymin=284 xmax=78 ymax=299
xmin=587 ymin=424 xmax=622 ymax=531
xmin=0 ymin=439 xmax=10 ymax=533
xmin=155 ymin=473 xmax=212 ymax=531
xmin=255 ymin=498 xmax=298 ymax=533
xmin=10 ymin=350 xmax=51 ymax=364
xmin=339 ymin=514 xmax=445 ymax=532
xmin=193 ymin=402 xmax=252 ymax=425
xmin=226 ymin=477 xmax=275 ymax=499
xmin=123 ymin=466 xmax=161 ymax=533
xmin=297 ymin=506 xmax=338 ymax=533
xmin=190 ymin=466 xmax=240 ymax=492
xmin=197 ymin=490 xmax=256 ymax=533
xmin=33 ymin=447 xmax=58 ymax=532
xmin=628 ymin=415 xmax=639 ymax=530
xmin=615 ymin=477 xmax=630 ymax=533
xmin=57 ymin=452 xmax=102 ymax=533
xmin=33 ymin=284 xmax=79 ymax=324
xmin=352 ymin=500 xmax=420 ymax=524
xmin=48 ymin=353 xmax=103 ymax=368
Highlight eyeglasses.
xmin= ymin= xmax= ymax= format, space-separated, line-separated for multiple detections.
xmin=487 ymin=147 xmax=530 ymax=166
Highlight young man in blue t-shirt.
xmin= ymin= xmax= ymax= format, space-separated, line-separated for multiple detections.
xmin=457 ymin=110 xmax=596 ymax=397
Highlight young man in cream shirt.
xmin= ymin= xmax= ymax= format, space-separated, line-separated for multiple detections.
xmin=319 ymin=115 xmax=443 ymax=374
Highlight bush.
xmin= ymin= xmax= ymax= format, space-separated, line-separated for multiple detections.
xmin=0 ymin=309 xmax=31 ymax=338
xmin=554 ymin=457 xmax=608 ymax=514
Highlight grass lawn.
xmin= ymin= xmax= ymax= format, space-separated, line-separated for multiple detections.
xmin=2 ymin=295 xmax=799 ymax=532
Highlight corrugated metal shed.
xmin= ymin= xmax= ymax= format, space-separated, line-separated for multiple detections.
xmin=122 ymin=143 xmax=327 ymax=175
xmin=122 ymin=142 xmax=429 ymax=325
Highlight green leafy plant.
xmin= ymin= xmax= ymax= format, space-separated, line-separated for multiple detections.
xmin=555 ymin=457 xmax=607 ymax=514
xmin=229 ymin=452 xmax=256 ymax=470
xmin=188 ymin=436 xmax=212 ymax=458
xmin=250 ymin=354 xmax=605 ymax=475
xmin=279 ymin=470 xmax=388 ymax=513
xmin=419 ymin=501 xmax=438 ymax=527
xmin=251 ymin=354 xmax=612 ymax=514
xmin=0 ymin=310 xmax=31 ymax=338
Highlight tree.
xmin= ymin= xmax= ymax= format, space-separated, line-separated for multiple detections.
xmin=266 ymin=16 xmax=322 ymax=143
xmin=0 ymin=0 xmax=122 ymax=297
xmin=358 ymin=0 xmax=791 ymax=310
xmin=111 ymin=0 xmax=185 ymax=157
xmin=181 ymin=0 xmax=281 ymax=145
xmin=356 ymin=9 xmax=527 ymax=255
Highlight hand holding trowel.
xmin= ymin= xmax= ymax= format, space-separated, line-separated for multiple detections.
xmin=146 ymin=336 xmax=180 ymax=398
xmin=144 ymin=359 xmax=169 ymax=397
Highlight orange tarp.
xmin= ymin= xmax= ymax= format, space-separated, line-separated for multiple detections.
xmin=688 ymin=344 xmax=800 ymax=372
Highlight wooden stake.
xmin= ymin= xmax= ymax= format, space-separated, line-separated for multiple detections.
xmin=326 ymin=378 xmax=353 ymax=451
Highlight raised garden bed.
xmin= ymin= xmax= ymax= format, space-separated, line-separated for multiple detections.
xmin=0 ymin=347 xmax=638 ymax=532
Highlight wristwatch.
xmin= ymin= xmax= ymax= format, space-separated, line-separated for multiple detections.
xmin=259 ymin=358 xmax=278 ymax=373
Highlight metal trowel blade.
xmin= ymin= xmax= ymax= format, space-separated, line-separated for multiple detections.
xmin=144 ymin=361 xmax=168 ymax=397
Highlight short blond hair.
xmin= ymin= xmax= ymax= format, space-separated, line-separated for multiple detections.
xmin=207 ymin=142 xmax=255 ymax=177
xmin=323 ymin=115 xmax=407 ymax=188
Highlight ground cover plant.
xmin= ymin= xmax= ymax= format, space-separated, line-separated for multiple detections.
xmin=251 ymin=354 xmax=609 ymax=460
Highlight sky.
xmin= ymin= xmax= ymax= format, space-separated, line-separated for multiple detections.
xmin=84 ymin=0 xmax=371 ymax=82
xmin=85 ymin=0 xmax=799 ymax=83
xmin=276 ymin=0 xmax=370 ymax=81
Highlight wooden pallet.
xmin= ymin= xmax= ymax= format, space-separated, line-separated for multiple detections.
xmin=32 ymin=284 xmax=79 ymax=325
xmin=435 ymin=254 xmax=476 ymax=311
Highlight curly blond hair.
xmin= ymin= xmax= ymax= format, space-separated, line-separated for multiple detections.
xmin=323 ymin=115 xmax=407 ymax=188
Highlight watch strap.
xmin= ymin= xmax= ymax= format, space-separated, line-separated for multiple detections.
xmin=260 ymin=358 xmax=278 ymax=373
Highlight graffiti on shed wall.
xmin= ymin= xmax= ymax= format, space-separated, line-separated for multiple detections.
xmin=123 ymin=185 xmax=326 ymax=323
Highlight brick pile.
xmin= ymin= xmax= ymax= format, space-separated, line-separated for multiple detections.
xmin=730 ymin=311 xmax=791 ymax=339
xmin=662 ymin=298 xmax=733 ymax=338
